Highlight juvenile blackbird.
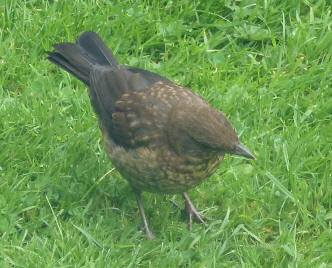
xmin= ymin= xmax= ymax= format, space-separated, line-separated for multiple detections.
xmin=46 ymin=31 xmax=255 ymax=239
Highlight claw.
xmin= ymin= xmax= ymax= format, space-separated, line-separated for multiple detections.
xmin=182 ymin=192 xmax=207 ymax=230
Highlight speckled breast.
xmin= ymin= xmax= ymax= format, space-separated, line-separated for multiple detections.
xmin=105 ymin=134 xmax=224 ymax=194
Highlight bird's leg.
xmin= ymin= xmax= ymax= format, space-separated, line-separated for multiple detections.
xmin=182 ymin=192 xmax=207 ymax=230
xmin=133 ymin=189 xmax=155 ymax=240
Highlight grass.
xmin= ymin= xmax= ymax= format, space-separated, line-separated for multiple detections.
xmin=0 ymin=0 xmax=331 ymax=267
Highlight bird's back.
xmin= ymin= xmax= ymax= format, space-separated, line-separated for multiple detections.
xmin=47 ymin=31 xmax=200 ymax=149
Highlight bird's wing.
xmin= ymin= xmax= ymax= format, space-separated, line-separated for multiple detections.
xmin=111 ymin=89 xmax=170 ymax=147
xmin=89 ymin=67 xmax=175 ymax=148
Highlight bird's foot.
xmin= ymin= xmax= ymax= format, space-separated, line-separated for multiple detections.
xmin=143 ymin=226 xmax=155 ymax=240
xmin=182 ymin=192 xmax=207 ymax=230
xmin=134 ymin=189 xmax=155 ymax=240
xmin=138 ymin=222 xmax=155 ymax=240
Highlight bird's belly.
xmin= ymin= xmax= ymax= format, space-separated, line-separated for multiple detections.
xmin=106 ymin=139 xmax=223 ymax=194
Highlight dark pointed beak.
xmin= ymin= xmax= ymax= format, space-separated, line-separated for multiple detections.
xmin=233 ymin=143 xmax=255 ymax=159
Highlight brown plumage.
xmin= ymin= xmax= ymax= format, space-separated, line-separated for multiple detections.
xmin=46 ymin=31 xmax=255 ymax=239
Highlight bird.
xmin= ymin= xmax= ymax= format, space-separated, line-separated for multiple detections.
xmin=46 ymin=31 xmax=255 ymax=239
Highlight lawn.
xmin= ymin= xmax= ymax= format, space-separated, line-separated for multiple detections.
xmin=0 ymin=0 xmax=331 ymax=267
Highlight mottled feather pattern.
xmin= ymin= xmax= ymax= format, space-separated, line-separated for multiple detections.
xmin=111 ymin=81 xmax=206 ymax=148
xmin=103 ymin=130 xmax=223 ymax=193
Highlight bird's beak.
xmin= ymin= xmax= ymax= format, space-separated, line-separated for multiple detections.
xmin=233 ymin=143 xmax=255 ymax=159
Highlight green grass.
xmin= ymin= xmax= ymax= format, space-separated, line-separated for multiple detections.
xmin=0 ymin=0 xmax=331 ymax=267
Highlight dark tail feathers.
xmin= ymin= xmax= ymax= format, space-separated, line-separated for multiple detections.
xmin=46 ymin=31 xmax=118 ymax=85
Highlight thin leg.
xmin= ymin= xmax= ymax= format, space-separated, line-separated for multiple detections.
xmin=182 ymin=192 xmax=206 ymax=230
xmin=133 ymin=189 xmax=155 ymax=240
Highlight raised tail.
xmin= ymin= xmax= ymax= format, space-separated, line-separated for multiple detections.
xmin=46 ymin=31 xmax=118 ymax=85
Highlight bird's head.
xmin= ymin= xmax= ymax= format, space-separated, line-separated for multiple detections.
xmin=167 ymin=102 xmax=255 ymax=159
